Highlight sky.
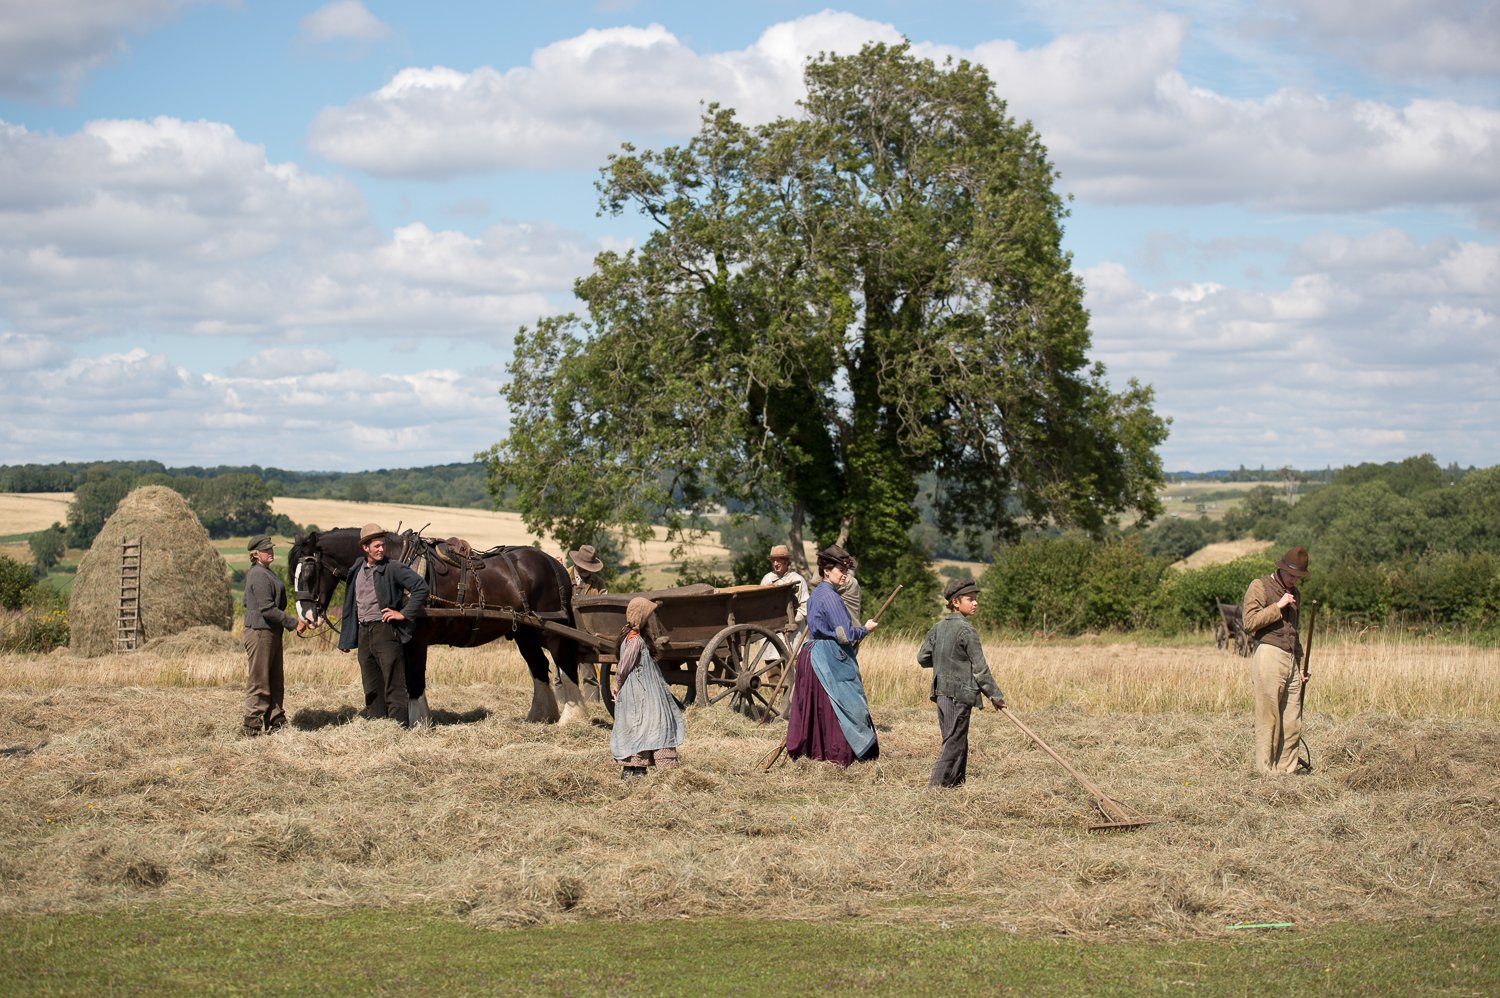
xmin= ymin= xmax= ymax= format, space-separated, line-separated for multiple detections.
xmin=0 ymin=0 xmax=1496 ymax=474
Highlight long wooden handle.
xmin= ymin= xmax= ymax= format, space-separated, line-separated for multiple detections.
xmin=870 ymin=585 xmax=903 ymax=624
xmin=999 ymin=707 xmax=1130 ymax=823
xmin=1300 ymin=600 xmax=1319 ymax=675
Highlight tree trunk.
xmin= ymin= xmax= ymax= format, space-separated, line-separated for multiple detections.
xmin=788 ymin=499 xmax=810 ymax=575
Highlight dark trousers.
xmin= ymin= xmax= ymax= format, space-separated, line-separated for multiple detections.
xmin=243 ymin=627 xmax=285 ymax=729
xmin=929 ymin=695 xmax=972 ymax=788
xmin=357 ymin=621 xmax=408 ymax=726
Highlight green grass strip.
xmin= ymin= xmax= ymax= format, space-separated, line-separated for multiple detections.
xmin=1 ymin=912 xmax=1497 ymax=997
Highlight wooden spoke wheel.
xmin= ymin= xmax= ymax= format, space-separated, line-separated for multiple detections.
xmin=596 ymin=658 xmax=617 ymax=718
xmin=1214 ymin=620 xmax=1229 ymax=652
xmin=695 ymin=624 xmax=792 ymax=720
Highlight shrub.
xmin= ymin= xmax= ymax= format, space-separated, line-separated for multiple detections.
xmin=1156 ymin=554 xmax=1277 ymax=632
xmin=976 ymin=536 xmax=1168 ymax=635
xmin=29 ymin=522 xmax=66 ymax=573
xmin=0 ymin=555 xmax=35 ymax=611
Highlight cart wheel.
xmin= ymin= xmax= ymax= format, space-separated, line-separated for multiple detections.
xmin=596 ymin=659 xmax=616 ymax=718
xmin=1214 ymin=620 xmax=1228 ymax=651
xmin=695 ymin=624 xmax=791 ymax=719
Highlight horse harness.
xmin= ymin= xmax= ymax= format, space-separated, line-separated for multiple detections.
xmin=396 ymin=532 xmax=568 ymax=643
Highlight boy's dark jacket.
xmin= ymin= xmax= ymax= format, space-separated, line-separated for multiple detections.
xmin=917 ymin=612 xmax=1004 ymax=706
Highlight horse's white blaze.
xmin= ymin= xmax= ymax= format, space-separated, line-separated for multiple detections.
xmin=294 ymin=560 xmax=311 ymax=621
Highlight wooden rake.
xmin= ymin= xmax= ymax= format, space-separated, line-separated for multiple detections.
xmin=999 ymin=707 xmax=1168 ymax=833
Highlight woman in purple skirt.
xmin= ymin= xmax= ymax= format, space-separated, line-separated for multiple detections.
xmin=785 ymin=545 xmax=882 ymax=767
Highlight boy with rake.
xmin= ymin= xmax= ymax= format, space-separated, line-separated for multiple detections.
xmin=918 ymin=578 xmax=1005 ymax=789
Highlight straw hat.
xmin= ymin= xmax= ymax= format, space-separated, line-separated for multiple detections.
xmin=767 ymin=544 xmax=791 ymax=561
xmin=359 ymin=523 xmax=389 ymax=545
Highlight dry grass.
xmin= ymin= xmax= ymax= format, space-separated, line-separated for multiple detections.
xmin=0 ymin=493 xmax=73 ymax=536
xmin=1171 ymin=539 xmax=1272 ymax=570
xmin=1 ymin=633 xmax=1496 ymax=938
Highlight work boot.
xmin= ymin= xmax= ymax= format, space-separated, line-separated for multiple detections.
xmin=242 ymin=722 xmax=263 ymax=739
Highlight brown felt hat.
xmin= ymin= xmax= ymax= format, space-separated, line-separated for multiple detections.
xmin=817 ymin=544 xmax=854 ymax=568
xmin=569 ymin=545 xmax=604 ymax=573
xmin=1277 ymin=545 xmax=1311 ymax=578
xmin=943 ymin=577 xmax=979 ymax=602
xmin=359 ymin=523 xmax=389 ymax=545
xmin=625 ymin=597 xmax=659 ymax=631
xmin=767 ymin=544 xmax=791 ymax=561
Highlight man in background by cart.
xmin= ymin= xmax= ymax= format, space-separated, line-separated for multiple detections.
xmin=567 ymin=545 xmax=608 ymax=597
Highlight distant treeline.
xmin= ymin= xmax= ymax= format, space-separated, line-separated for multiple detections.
xmin=0 ymin=460 xmax=498 ymax=510
xmin=984 ymin=455 xmax=1500 ymax=636
xmin=1164 ymin=460 xmax=1474 ymax=485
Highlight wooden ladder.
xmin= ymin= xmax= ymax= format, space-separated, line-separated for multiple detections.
xmin=116 ymin=536 xmax=142 ymax=653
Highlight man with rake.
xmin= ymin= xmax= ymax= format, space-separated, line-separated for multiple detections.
xmin=918 ymin=577 xmax=1005 ymax=788
xmin=1243 ymin=545 xmax=1313 ymax=775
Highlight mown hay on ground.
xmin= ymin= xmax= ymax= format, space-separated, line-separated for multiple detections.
xmin=68 ymin=486 xmax=231 ymax=658
xmin=0 ymin=644 xmax=1497 ymax=938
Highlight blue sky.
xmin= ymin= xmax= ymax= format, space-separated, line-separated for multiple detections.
xmin=1 ymin=0 xmax=1496 ymax=473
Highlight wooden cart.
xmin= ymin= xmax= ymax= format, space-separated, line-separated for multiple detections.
xmin=573 ymin=583 xmax=800 ymax=719
xmin=1215 ymin=600 xmax=1255 ymax=657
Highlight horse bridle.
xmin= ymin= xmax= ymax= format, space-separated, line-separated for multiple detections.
xmin=294 ymin=547 xmax=348 ymax=626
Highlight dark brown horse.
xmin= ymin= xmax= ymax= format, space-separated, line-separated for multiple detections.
xmin=288 ymin=528 xmax=590 ymax=724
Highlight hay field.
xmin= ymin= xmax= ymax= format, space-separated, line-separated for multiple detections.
xmin=0 ymin=492 xmax=72 ymax=536
xmin=1172 ymin=539 xmax=1272 ymax=570
xmin=1 ymin=633 xmax=1496 ymax=938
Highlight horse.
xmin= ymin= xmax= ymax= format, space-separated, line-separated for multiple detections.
xmin=287 ymin=528 xmax=591 ymax=726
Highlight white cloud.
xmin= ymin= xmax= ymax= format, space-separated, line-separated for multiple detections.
xmin=0 ymin=0 xmax=212 ymax=102
xmin=1264 ymin=0 xmax=1500 ymax=79
xmin=306 ymin=13 xmax=1500 ymax=222
xmin=224 ymin=348 xmax=339 ymax=379
xmin=0 ymin=116 xmax=599 ymax=343
xmin=306 ymin=12 xmax=902 ymax=176
xmin=1084 ymin=229 xmax=1500 ymax=468
xmin=0 ymin=332 xmax=72 ymax=372
xmin=0 ymin=347 xmax=509 ymax=468
xmin=298 ymin=1 xmax=392 ymax=44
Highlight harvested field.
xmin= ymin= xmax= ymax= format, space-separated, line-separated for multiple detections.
xmin=0 ymin=635 xmax=1496 ymax=939
xmin=1171 ymin=539 xmax=1272 ymax=570
xmin=0 ymin=493 xmax=72 ymax=537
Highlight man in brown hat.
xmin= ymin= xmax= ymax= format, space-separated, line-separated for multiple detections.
xmin=918 ymin=578 xmax=1005 ymax=788
xmin=337 ymin=523 xmax=429 ymax=727
xmin=567 ymin=544 xmax=608 ymax=597
xmin=760 ymin=544 xmax=809 ymax=629
xmin=1243 ymin=546 xmax=1312 ymax=774
xmin=242 ymin=534 xmax=308 ymax=737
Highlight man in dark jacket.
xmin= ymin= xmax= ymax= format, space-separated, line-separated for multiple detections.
xmin=243 ymin=534 xmax=307 ymax=737
xmin=338 ymin=523 xmax=428 ymax=726
xmin=917 ymin=578 xmax=1005 ymax=788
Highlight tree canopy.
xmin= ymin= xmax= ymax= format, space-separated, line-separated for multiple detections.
xmin=485 ymin=43 xmax=1168 ymax=604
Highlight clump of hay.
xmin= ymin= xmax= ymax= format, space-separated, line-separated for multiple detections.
xmin=139 ymin=625 xmax=241 ymax=658
xmin=69 ymin=486 xmax=231 ymax=658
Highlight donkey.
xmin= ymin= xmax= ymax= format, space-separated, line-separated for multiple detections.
xmin=288 ymin=528 xmax=590 ymax=725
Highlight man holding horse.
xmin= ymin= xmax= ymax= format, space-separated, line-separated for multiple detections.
xmin=243 ymin=534 xmax=308 ymax=737
xmin=338 ymin=523 xmax=429 ymax=727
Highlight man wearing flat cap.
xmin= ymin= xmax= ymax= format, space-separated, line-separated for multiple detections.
xmin=338 ymin=523 xmax=429 ymax=727
xmin=917 ymin=577 xmax=1005 ymax=788
xmin=1243 ymin=546 xmax=1312 ymax=775
xmin=242 ymin=535 xmax=308 ymax=737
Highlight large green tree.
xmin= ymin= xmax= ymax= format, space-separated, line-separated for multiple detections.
xmin=485 ymin=43 xmax=1168 ymax=603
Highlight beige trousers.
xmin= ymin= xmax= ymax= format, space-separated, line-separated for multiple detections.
xmin=1252 ymin=643 xmax=1303 ymax=774
xmin=243 ymin=627 xmax=285 ymax=729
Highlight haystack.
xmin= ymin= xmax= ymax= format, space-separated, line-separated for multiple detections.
xmin=70 ymin=486 xmax=232 ymax=657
